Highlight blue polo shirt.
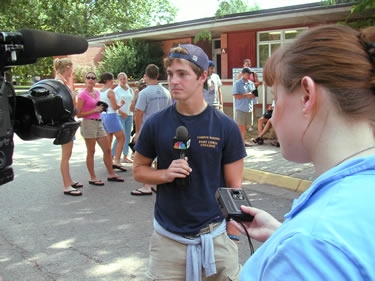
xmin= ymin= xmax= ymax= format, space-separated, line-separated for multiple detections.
xmin=241 ymin=154 xmax=375 ymax=281
xmin=232 ymin=78 xmax=255 ymax=112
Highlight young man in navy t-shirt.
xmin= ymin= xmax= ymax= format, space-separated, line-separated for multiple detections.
xmin=133 ymin=44 xmax=247 ymax=280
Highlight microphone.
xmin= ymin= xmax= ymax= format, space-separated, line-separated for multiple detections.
xmin=1 ymin=29 xmax=88 ymax=66
xmin=19 ymin=28 xmax=88 ymax=59
xmin=173 ymin=126 xmax=191 ymax=187
xmin=173 ymin=126 xmax=190 ymax=159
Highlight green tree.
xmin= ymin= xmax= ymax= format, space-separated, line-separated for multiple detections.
xmin=10 ymin=57 xmax=53 ymax=85
xmin=194 ymin=0 xmax=259 ymax=43
xmin=0 ymin=0 xmax=177 ymax=37
xmin=215 ymin=0 xmax=259 ymax=17
xmin=98 ymin=40 xmax=164 ymax=81
xmin=346 ymin=0 xmax=375 ymax=28
xmin=322 ymin=0 xmax=375 ymax=27
xmin=0 ymin=0 xmax=176 ymax=84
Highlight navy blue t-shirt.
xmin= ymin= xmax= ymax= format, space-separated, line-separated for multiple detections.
xmin=135 ymin=104 xmax=247 ymax=235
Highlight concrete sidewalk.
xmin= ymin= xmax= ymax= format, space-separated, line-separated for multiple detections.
xmin=243 ymin=143 xmax=315 ymax=193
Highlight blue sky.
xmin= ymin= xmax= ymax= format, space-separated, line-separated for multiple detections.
xmin=171 ymin=0 xmax=318 ymax=22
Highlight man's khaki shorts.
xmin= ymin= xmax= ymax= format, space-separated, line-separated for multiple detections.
xmin=144 ymin=230 xmax=241 ymax=281
xmin=235 ymin=110 xmax=250 ymax=126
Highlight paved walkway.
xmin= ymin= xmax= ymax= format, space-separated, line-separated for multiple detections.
xmin=243 ymin=142 xmax=316 ymax=193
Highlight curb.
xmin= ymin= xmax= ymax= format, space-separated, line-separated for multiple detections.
xmin=243 ymin=168 xmax=312 ymax=193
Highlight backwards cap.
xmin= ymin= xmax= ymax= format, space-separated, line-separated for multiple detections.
xmin=168 ymin=44 xmax=209 ymax=71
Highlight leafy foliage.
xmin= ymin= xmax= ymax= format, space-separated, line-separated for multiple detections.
xmin=98 ymin=40 xmax=165 ymax=81
xmin=0 ymin=0 xmax=176 ymax=84
xmin=10 ymin=57 xmax=53 ymax=85
xmin=347 ymin=0 xmax=375 ymax=28
xmin=73 ymin=63 xmax=98 ymax=83
xmin=215 ymin=0 xmax=259 ymax=17
xmin=194 ymin=30 xmax=212 ymax=44
xmin=194 ymin=0 xmax=259 ymax=43
xmin=0 ymin=0 xmax=177 ymax=37
xmin=322 ymin=0 xmax=375 ymax=28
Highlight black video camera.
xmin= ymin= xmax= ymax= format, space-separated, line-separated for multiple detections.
xmin=216 ymin=188 xmax=254 ymax=222
xmin=0 ymin=30 xmax=87 ymax=186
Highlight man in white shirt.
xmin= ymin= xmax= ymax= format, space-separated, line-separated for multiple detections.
xmin=203 ymin=60 xmax=223 ymax=110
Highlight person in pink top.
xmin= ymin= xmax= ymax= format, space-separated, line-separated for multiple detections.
xmin=76 ymin=72 xmax=124 ymax=186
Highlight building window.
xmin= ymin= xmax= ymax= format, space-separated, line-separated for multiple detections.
xmin=257 ymin=28 xmax=306 ymax=67
xmin=212 ymin=38 xmax=222 ymax=76
xmin=213 ymin=39 xmax=221 ymax=49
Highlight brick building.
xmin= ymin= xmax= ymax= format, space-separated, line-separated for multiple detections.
xmin=68 ymin=2 xmax=373 ymax=110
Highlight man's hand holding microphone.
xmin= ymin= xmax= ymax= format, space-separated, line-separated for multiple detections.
xmin=162 ymin=126 xmax=192 ymax=186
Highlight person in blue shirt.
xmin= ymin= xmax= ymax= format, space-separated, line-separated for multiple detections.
xmin=133 ymin=44 xmax=246 ymax=280
xmin=231 ymin=24 xmax=375 ymax=281
xmin=131 ymin=64 xmax=172 ymax=196
xmin=233 ymin=68 xmax=256 ymax=146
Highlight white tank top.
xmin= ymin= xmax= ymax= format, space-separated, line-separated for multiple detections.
xmin=99 ymin=88 xmax=116 ymax=113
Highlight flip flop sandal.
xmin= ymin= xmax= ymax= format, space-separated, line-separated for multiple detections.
xmin=71 ymin=182 xmax=83 ymax=188
xmin=107 ymin=176 xmax=124 ymax=182
xmin=64 ymin=189 xmax=82 ymax=196
xmin=88 ymin=180 xmax=105 ymax=186
xmin=131 ymin=188 xmax=152 ymax=196
xmin=112 ymin=164 xmax=127 ymax=172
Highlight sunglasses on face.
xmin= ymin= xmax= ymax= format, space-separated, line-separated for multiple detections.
xmin=86 ymin=76 xmax=96 ymax=80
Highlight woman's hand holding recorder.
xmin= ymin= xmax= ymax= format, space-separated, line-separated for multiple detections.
xmin=230 ymin=206 xmax=281 ymax=242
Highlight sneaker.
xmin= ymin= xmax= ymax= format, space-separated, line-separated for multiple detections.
xmin=248 ymin=126 xmax=254 ymax=132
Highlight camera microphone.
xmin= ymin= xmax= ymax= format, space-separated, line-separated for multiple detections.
xmin=173 ymin=126 xmax=191 ymax=187
xmin=19 ymin=28 xmax=88 ymax=59
xmin=1 ymin=29 xmax=88 ymax=67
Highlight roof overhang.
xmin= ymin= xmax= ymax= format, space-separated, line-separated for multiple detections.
xmin=88 ymin=2 xmax=366 ymax=45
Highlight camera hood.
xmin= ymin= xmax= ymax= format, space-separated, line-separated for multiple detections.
xmin=13 ymin=79 xmax=80 ymax=144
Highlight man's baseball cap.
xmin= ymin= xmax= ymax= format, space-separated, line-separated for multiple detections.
xmin=168 ymin=44 xmax=209 ymax=71
xmin=208 ymin=60 xmax=215 ymax=67
xmin=242 ymin=67 xmax=252 ymax=74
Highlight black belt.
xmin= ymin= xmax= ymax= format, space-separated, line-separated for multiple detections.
xmin=88 ymin=118 xmax=101 ymax=121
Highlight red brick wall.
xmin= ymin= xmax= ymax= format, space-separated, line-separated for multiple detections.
xmin=160 ymin=38 xmax=212 ymax=64
xmin=68 ymin=44 xmax=105 ymax=69
xmin=69 ymin=38 xmax=214 ymax=80
xmin=160 ymin=38 xmax=192 ymax=58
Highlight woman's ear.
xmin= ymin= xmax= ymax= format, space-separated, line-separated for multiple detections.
xmin=301 ymin=76 xmax=317 ymax=116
